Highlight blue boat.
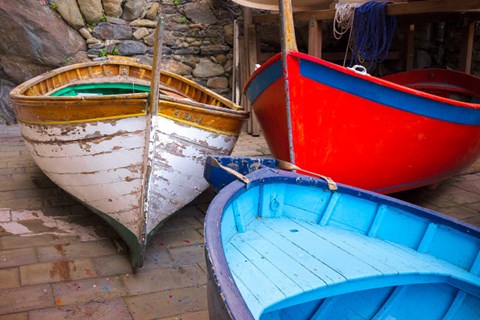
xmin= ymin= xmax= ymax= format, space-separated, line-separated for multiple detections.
xmin=203 ymin=156 xmax=480 ymax=320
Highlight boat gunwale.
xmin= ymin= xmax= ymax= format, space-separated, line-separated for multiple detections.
xmin=205 ymin=166 xmax=480 ymax=319
xmin=230 ymin=0 xmax=331 ymax=11
xmin=14 ymin=92 xmax=249 ymax=118
xmin=244 ymin=51 xmax=480 ymax=111
xmin=10 ymin=58 xmax=243 ymax=112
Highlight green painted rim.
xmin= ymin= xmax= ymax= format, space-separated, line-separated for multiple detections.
xmin=51 ymin=83 xmax=150 ymax=97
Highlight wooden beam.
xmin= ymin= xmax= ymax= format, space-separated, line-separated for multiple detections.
xmin=232 ymin=20 xmax=240 ymax=105
xmin=308 ymin=17 xmax=323 ymax=59
xmin=247 ymin=23 xmax=261 ymax=136
xmin=459 ymin=19 xmax=475 ymax=74
xmin=405 ymin=24 xmax=416 ymax=71
xmin=243 ymin=7 xmax=261 ymax=136
xmin=253 ymin=0 xmax=480 ymax=24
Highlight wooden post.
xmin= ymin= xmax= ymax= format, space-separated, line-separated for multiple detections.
xmin=243 ymin=7 xmax=260 ymax=136
xmin=459 ymin=19 xmax=475 ymax=74
xmin=405 ymin=23 xmax=415 ymax=71
xmin=278 ymin=0 xmax=297 ymax=164
xmin=308 ymin=17 xmax=323 ymax=59
xmin=279 ymin=0 xmax=298 ymax=53
xmin=232 ymin=20 xmax=240 ymax=105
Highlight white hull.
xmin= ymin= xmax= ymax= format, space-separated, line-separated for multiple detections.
xmin=19 ymin=115 xmax=238 ymax=243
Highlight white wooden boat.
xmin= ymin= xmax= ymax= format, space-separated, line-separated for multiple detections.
xmin=10 ymin=28 xmax=248 ymax=269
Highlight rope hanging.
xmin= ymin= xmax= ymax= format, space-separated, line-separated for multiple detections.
xmin=350 ymin=1 xmax=397 ymax=70
xmin=334 ymin=3 xmax=361 ymax=66
xmin=333 ymin=3 xmax=360 ymax=40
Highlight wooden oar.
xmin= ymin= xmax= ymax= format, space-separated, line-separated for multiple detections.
xmin=278 ymin=0 xmax=298 ymax=165
xmin=279 ymin=0 xmax=298 ymax=53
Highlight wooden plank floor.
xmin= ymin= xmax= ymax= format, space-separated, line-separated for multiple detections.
xmin=0 ymin=123 xmax=479 ymax=319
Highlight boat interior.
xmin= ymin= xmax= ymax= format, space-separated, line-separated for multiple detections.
xmin=214 ymin=165 xmax=480 ymax=319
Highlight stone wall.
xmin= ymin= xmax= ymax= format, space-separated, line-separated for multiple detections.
xmin=55 ymin=0 xmax=241 ymax=95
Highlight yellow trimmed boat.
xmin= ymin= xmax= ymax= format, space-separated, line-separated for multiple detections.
xmin=10 ymin=55 xmax=248 ymax=269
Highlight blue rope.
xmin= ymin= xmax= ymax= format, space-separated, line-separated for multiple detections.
xmin=350 ymin=1 xmax=397 ymax=70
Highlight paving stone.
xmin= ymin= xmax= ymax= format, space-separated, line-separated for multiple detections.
xmin=1 ymin=234 xmax=80 ymax=250
xmin=52 ymin=276 xmax=127 ymax=306
xmin=0 ymin=221 xmax=31 ymax=235
xmin=0 ymin=284 xmax=54 ymax=315
xmin=0 ymin=313 xmax=28 ymax=320
xmin=140 ymin=247 xmax=174 ymax=271
xmin=169 ymin=244 xmax=206 ymax=267
xmin=0 ymin=247 xmax=37 ymax=268
xmin=464 ymin=214 xmax=480 ymax=227
xmin=0 ymin=267 xmax=20 ymax=289
xmin=125 ymin=286 xmax=207 ymax=320
xmin=0 ymin=209 xmax=10 ymax=222
xmin=0 ymin=197 xmax=44 ymax=211
xmin=122 ymin=264 xmax=206 ymax=295
xmin=450 ymin=173 xmax=480 ymax=194
xmin=93 ymin=254 xmax=133 ymax=277
xmin=420 ymin=184 xmax=480 ymax=209
xmin=196 ymin=227 xmax=205 ymax=238
xmin=37 ymin=239 xmax=118 ymax=262
xmin=28 ymin=298 xmax=133 ymax=320
xmin=148 ymin=229 xmax=204 ymax=250
xmin=20 ymin=259 xmax=97 ymax=286
xmin=158 ymin=309 xmax=209 ymax=320
xmin=160 ymin=210 xmax=204 ymax=233
xmin=435 ymin=204 xmax=480 ymax=221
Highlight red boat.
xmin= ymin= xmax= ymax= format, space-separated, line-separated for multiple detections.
xmin=241 ymin=0 xmax=480 ymax=194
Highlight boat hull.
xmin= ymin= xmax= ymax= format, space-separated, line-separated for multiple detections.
xmin=204 ymin=156 xmax=480 ymax=320
xmin=10 ymin=57 xmax=248 ymax=269
xmin=246 ymin=52 xmax=480 ymax=193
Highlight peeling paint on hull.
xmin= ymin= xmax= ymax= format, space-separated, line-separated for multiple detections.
xmin=11 ymin=57 xmax=249 ymax=269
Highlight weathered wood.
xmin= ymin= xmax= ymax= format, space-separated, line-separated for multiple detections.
xmin=308 ymin=17 xmax=322 ymax=59
xmin=253 ymin=0 xmax=480 ymax=24
xmin=10 ymin=47 xmax=249 ymax=270
xmin=459 ymin=19 xmax=475 ymax=74
xmin=406 ymin=23 xmax=416 ymax=71
xmin=232 ymin=20 xmax=241 ymax=106
xmin=279 ymin=0 xmax=298 ymax=53
xmin=247 ymin=24 xmax=261 ymax=136
xmin=243 ymin=7 xmax=261 ymax=136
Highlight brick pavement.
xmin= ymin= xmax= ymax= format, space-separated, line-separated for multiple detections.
xmin=0 ymin=124 xmax=479 ymax=319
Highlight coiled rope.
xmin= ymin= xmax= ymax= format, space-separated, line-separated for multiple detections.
xmin=333 ymin=3 xmax=360 ymax=40
xmin=350 ymin=1 xmax=397 ymax=70
xmin=334 ymin=2 xmax=361 ymax=66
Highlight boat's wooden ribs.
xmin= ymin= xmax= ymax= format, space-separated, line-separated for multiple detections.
xmin=75 ymin=68 xmax=82 ymax=80
xmin=318 ymin=193 xmax=340 ymax=226
xmin=471 ymin=250 xmax=480 ymax=276
xmin=417 ymin=223 xmax=438 ymax=254
xmin=367 ymin=204 xmax=387 ymax=237
xmin=232 ymin=200 xmax=246 ymax=233
xmin=443 ymin=291 xmax=468 ymax=320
